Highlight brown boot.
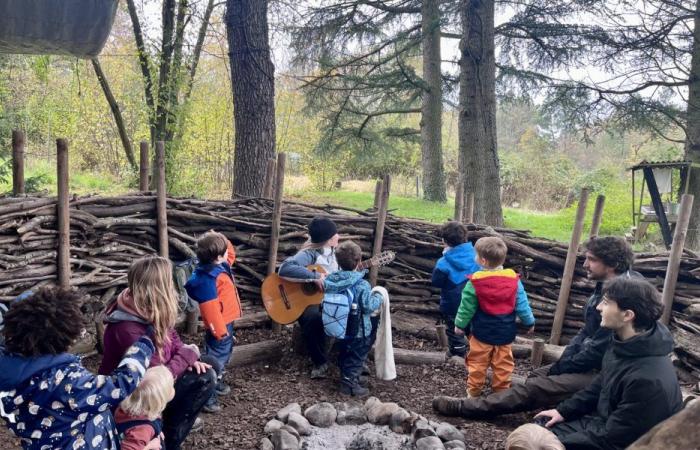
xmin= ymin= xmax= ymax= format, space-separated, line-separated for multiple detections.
xmin=432 ymin=396 xmax=462 ymax=416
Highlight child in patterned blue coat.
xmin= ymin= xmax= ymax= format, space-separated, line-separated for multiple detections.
xmin=0 ymin=287 xmax=154 ymax=450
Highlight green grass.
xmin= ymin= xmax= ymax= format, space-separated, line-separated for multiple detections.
xmin=289 ymin=188 xmax=640 ymax=243
xmin=0 ymin=161 xmax=131 ymax=196
xmin=289 ymin=189 xmax=571 ymax=240
xmin=290 ymin=190 xmax=456 ymax=223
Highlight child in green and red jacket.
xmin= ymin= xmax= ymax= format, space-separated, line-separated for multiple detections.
xmin=185 ymin=231 xmax=242 ymax=413
xmin=454 ymin=236 xmax=535 ymax=397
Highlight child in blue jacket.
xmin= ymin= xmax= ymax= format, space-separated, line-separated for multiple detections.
xmin=323 ymin=241 xmax=383 ymax=397
xmin=431 ymin=221 xmax=481 ymax=357
xmin=0 ymin=287 xmax=154 ymax=450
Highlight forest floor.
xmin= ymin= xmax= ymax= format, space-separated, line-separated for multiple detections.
xmin=0 ymin=326 xmax=535 ymax=450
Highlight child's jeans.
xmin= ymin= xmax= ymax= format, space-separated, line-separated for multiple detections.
xmin=442 ymin=314 xmax=468 ymax=357
xmin=338 ymin=335 xmax=373 ymax=384
xmin=466 ymin=335 xmax=514 ymax=397
xmin=205 ymin=322 xmax=235 ymax=369
xmin=204 ymin=322 xmax=235 ymax=404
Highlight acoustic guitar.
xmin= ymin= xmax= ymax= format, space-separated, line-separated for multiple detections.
xmin=261 ymin=250 xmax=395 ymax=324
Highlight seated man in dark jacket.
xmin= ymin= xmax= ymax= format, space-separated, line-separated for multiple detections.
xmin=434 ymin=236 xmax=636 ymax=418
xmin=536 ymin=276 xmax=682 ymax=450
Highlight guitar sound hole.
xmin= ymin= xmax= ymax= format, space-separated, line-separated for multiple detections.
xmin=301 ymin=282 xmax=319 ymax=295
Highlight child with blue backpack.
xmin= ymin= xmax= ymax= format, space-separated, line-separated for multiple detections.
xmin=322 ymin=241 xmax=384 ymax=397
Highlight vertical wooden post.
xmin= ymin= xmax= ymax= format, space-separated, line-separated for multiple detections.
xmin=454 ymin=180 xmax=464 ymax=222
xmin=465 ymin=192 xmax=475 ymax=224
xmin=383 ymin=174 xmax=392 ymax=198
xmin=435 ymin=324 xmax=448 ymax=349
xmin=12 ymin=130 xmax=25 ymax=195
xmin=267 ymin=153 xmax=286 ymax=276
xmin=56 ymin=139 xmax=71 ymax=288
xmin=263 ymin=158 xmax=276 ymax=199
xmin=589 ymin=194 xmax=606 ymax=238
xmin=139 ymin=141 xmax=150 ymax=191
xmin=369 ymin=175 xmax=391 ymax=286
xmin=660 ymin=194 xmax=694 ymax=325
xmin=550 ymin=188 xmax=590 ymax=345
xmin=531 ymin=338 xmax=545 ymax=369
xmin=373 ymin=180 xmax=383 ymax=209
xmin=155 ymin=141 xmax=169 ymax=258
xmin=415 ymin=175 xmax=420 ymax=198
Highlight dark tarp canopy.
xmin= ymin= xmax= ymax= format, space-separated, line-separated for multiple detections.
xmin=0 ymin=0 xmax=119 ymax=58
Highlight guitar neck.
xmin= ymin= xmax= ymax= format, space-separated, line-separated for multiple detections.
xmin=358 ymin=256 xmax=378 ymax=270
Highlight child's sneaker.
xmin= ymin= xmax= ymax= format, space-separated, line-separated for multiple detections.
xmin=190 ymin=417 xmax=204 ymax=433
xmin=339 ymin=378 xmax=369 ymax=397
xmin=216 ymin=381 xmax=231 ymax=396
xmin=202 ymin=400 xmax=222 ymax=414
xmin=310 ymin=363 xmax=329 ymax=379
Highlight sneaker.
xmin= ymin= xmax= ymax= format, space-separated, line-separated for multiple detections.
xmin=339 ymin=381 xmax=370 ymax=397
xmin=310 ymin=363 xmax=329 ymax=379
xmin=216 ymin=382 xmax=231 ymax=396
xmin=190 ymin=417 xmax=204 ymax=433
xmin=432 ymin=396 xmax=462 ymax=416
xmin=202 ymin=402 xmax=222 ymax=414
xmin=446 ymin=349 xmax=466 ymax=359
xmin=467 ymin=391 xmax=482 ymax=399
xmin=358 ymin=375 xmax=369 ymax=387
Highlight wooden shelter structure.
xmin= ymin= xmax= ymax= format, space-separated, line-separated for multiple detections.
xmin=0 ymin=0 xmax=118 ymax=58
xmin=628 ymin=160 xmax=697 ymax=247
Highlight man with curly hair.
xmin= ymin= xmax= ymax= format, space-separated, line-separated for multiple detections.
xmin=434 ymin=236 xmax=640 ymax=418
xmin=536 ymin=277 xmax=681 ymax=449
xmin=0 ymin=287 xmax=155 ymax=450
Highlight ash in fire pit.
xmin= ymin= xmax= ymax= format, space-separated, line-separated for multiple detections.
xmin=260 ymin=397 xmax=467 ymax=450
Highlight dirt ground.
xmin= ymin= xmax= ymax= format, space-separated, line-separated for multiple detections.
xmin=0 ymin=327 xmax=541 ymax=450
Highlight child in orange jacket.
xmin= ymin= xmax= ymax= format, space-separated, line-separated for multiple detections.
xmin=185 ymin=231 xmax=242 ymax=413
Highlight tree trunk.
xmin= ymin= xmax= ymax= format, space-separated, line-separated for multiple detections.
xmin=91 ymin=58 xmax=137 ymax=170
xmin=420 ymin=0 xmax=447 ymax=202
xmin=458 ymin=0 xmax=503 ymax=226
xmin=684 ymin=0 xmax=700 ymax=251
xmin=226 ymin=0 xmax=276 ymax=198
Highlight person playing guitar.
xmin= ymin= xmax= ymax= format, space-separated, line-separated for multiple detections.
xmin=278 ymin=216 xmax=339 ymax=379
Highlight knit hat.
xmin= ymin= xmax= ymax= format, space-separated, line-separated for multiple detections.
xmin=308 ymin=217 xmax=338 ymax=243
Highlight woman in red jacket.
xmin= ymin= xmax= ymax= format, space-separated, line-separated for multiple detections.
xmin=98 ymin=256 xmax=218 ymax=450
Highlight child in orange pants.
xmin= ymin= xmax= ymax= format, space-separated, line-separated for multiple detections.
xmin=454 ymin=237 xmax=535 ymax=397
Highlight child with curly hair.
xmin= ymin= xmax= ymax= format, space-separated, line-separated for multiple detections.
xmin=0 ymin=287 xmax=154 ymax=450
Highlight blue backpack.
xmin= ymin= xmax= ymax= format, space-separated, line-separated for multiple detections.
xmin=322 ymin=289 xmax=359 ymax=339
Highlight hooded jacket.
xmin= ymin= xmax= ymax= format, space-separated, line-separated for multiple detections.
xmin=278 ymin=247 xmax=339 ymax=282
xmin=114 ymin=407 xmax=162 ymax=450
xmin=454 ymin=268 xmax=535 ymax=345
xmin=323 ymin=270 xmax=383 ymax=339
xmin=98 ymin=289 xmax=198 ymax=378
xmin=0 ymin=336 xmax=154 ymax=450
xmin=549 ymin=270 xmax=644 ymax=376
xmin=554 ymin=321 xmax=683 ymax=450
xmin=431 ymin=243 xmax=481 ymax=317
xmin=185 ymin=240 xmax=242 ymax=340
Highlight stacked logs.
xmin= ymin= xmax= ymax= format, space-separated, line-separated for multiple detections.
xmin=0 ymin=194 xmax=698 ymax=374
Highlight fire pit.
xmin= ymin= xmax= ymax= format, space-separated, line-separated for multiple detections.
xmin=260 ymin=397 xmax=467 ymax=450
